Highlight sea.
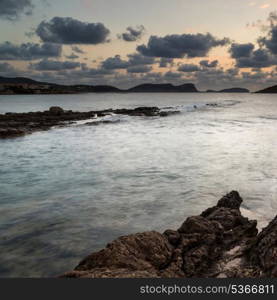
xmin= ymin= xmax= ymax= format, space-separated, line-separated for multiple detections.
xmin=0 ymin=92 xmax=277 ymax=277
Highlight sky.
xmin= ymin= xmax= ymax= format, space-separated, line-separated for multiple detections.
xmin=0 ymin=0 xmax=277 ymax=91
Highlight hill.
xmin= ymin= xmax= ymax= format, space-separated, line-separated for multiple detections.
xmin=127 ymin=83 xmax=198 ymax=93
xmin=256 ymin=85 xmax=277 ymax=93
xmin=206 ymin=87 xmax=249 ymax=93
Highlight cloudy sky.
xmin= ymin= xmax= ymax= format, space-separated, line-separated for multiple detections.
xmin=0 ymin=0 xmax=276 ymax=91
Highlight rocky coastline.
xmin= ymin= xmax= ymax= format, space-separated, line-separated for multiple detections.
xmin=0 ymin=106 xmax=182 ymax=139
xmin=62 ymin=191 xmax=277 ymax=278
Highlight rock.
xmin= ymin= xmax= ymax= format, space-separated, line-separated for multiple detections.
xmin=62 ymin=191 xmax=276 ymax=279
xmin=178 ymin=216 xmax=222 ymax=234
xmin=217 ymin=191 xmax=243 ymax=209
xmin=0 ymin=106 xmax=164 ymax=139
xmin=249 ymin=216 xmax=277 ymax=277
xmin=73 ymin=232 xmax=172 ymax=278
xmin=62 ymin=269 xmax=159 ymax=278
xmin=0 ymin=128 xmax=25 ymax=138
xmin=164 ymin=230 xmax=181 ymax=246
xmin=160 ymin=111 xmax=180 ymax=117
xmin=49 ymin=106 xmax=64 ymax=115
xmin=113 ymin=107 xmax=160 ymax=117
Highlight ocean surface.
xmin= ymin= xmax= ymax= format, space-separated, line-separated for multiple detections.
xmin=0 ymin=92 xmax=277 ymax=278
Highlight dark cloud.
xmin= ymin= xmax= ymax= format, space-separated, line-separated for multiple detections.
xmin=71 ymin=46 xmax=85 ymax=54
xmin=0 ymin=62 xmax=16 ymax=73
xmin=30 ymin=59 xmax=81 ymax=71
xmin=259 ymin=26 xmax=277 ymax=55
xmin=66 ymin=53 xmax=79 ymax=60
xmin=230 ymin=45 xmax=277 ymax=68
xmin=85 ymin=68 xmax=113 ymax=76
xmin=101 ymin=55 xmax=129 ymax=70
xmin=257 ymin=12 xmax=277 ymax=55
xmin=226 ymin=68 xmax=239 ymax=76
xmin=36 ymin=17 xmax=110 ymax=44
xmin=159 ymin=58 xmax=174 ymax=68
xmin=0 ymin=42 xmax=62 ymax=60
xmin=118 ymin=25 xmax=145 ymax=42
xmin=127 ymin=65 xmax=152 ymax=73
xmin=229 ymin=43 xmax=255 ymax=58
xmin=137 ymin=33 xmax=229 ymax=58
xmin=199 ymin=60 xmax=218 ymax=68
xmin=163 ymin=71 xmax=183 ymax=79
xmin=0 ymin=0 xmax=33 ymax=21
xmin=178 ymin=64 xmax=200 ymax=72
xmin=102 ymin=53 xmax=155 ymax=70
xmin=127 ymin=53 xmax=155 ymax=66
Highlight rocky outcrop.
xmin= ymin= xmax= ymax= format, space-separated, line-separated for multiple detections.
xmin=0 ymin=106 xmax=179 ymax=139
xmin=249 ymin=216 xmax=277 ymax=277
xmin=62 ymin=191 xmax=277 ymax=278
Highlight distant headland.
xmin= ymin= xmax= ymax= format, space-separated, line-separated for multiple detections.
xmin=0 ymin=76 xmax=276 ymax=94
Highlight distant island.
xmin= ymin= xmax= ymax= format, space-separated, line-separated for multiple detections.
xmin=206 ymin=88 xmax=249 ymax=93
xmin=255 ymin=85 xmax=277 ymax=94
xmin=0 ymin=76 xmax=276 ymax=94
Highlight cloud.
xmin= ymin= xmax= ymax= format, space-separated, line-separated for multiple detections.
xmin=229 ymin=43 xmax=255 ymax=58
xmin=163 ymin=71 xmax=183 ymax=79
xmin=127 ymin=65 xmax=152 ymax=73
xmin=101 ymin=55 xmax=129 ymax=70
xmin=178 ymin=64 xmax=200 ymax=72
xmin=137 ymin=33 xmax=230 ymax=58
xmin=118 ymin=25 xmax=145 ymax=42
xmin=0 ymin=42 xmax=62 ymax=60
xmin=72 ymin=46 xmax=85 ymax=54
xmin=101 ymin=53 xmax=155 ymax=70
xmin=30 ymin=59 xmax=81 ymax=71
xmin=36 ymin=17 xmax=110 ymax=44
xmin=159 ymin=58 xmax=174 ymax=68
xmin=199 ymin=60 xmax=218 ymax=68
xmin=230 ymin=43 xmax=277 ymax=67
xmin=235 ymin=49 xmax=277 ymax=68
xmin=0 ymin=0 xmax=33 ymax=21
xmin=0 ymin=62 xmax=16 ymax=73
xmin=66 ymin=53 xmax=79 ymax=60
xmin=258 ymin=13 xmax=277 ymax=55
xmin=127 ymin=53 xmax=155 ymax=66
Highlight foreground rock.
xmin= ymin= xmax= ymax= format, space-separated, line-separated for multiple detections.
xmin=62 ymin=191 xmax=277 ymax=278
xmin=0 ymin=106 xmax=172 ymax=139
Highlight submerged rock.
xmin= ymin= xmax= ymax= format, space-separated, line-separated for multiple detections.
xmin=62 ymin=191 xmax=277 ymax=278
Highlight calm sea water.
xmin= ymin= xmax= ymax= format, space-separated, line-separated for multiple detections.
xmin=1 ymin=92 xmax=277 ymax=278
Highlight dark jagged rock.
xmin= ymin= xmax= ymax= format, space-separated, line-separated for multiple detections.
xmin=63 ymin=232 xmax=172 ymax=278
xmin=62 ymin=191 xmax=277 ymax=278
xmin=217 ymin=191 xmax=243 ymax=209
xmin=249 ymin=216 xmax=277 ymax=277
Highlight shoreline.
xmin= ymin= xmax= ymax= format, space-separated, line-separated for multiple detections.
xmin=62 ymin=191 xmax=277 ymax=278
